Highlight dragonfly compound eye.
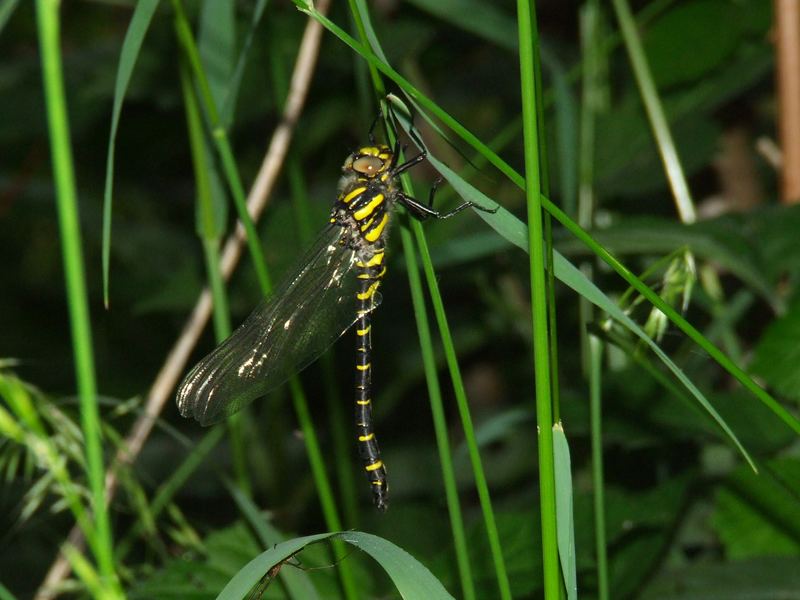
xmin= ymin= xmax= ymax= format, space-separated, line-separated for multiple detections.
xmin=352 ymin=155 xmax=385 ymax=176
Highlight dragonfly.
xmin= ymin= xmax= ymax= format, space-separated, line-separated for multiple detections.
xmin=176 ymin=114 xmax=493 ymax=511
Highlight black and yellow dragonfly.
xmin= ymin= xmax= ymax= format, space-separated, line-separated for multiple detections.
xmin=176 ymin=116 xmax=492 ymax=511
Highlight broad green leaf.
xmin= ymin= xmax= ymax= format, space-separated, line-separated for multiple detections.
xmin=102 ymin=0 xmax=160 ymax=306
xmin=644 ymin=0 xmax=746 ymax=88
xmin=751 ymin=301 xmax=800 ymax=401
xmin=712 ymin=459 xmax=800 ymax=559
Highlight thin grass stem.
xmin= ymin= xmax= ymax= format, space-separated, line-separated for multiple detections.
xmin=399 ymin=224 xmax=476 ymax=600
xmin=35 ymin=2 xmax=121 ymax=596
xmin=589 ymin=336 xmax=609 ymax=600
xmin=610 ymin=0 xmax=696 ymax=224
xmin=516 ymin=1 xmax=560 ymax=597
xmin=171 ymin=0 xmax=272 ymax=294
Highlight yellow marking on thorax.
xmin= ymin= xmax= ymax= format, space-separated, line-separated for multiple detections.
xmin=342 ymin=186 xmax=367 ymax=204
xmin=360 ymin=214 xmax=376 ymax=232
xmin=358 ymin=146 xmax=380 ymax=156
xmin=365 ymin=213 xmax=389 ymax=242
xmin=353 ymin=194 xmax=384 ymax=220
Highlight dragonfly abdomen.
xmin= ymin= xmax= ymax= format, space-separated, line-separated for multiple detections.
xmin=354 ymin=248 xmax=388 ymax=511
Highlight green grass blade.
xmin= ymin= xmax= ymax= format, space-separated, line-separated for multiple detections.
xmin=0 ymin=374 xmax=98 ymax=559
xmin=198 ymin=0 xmax=235 ymax=110
xmin=399 ymin=222 xmax=476 ymax=600
xmin=115 ymin=426 xmax=227 ymax=562
xmin=0 ymin=0 xmax=21 ymax=36
xmin=611 ymin=0 xmax=696 ymax=224
xmin=394 ymin=99 xmax=799 ymax=445
xmin=175 ymin=7 xmax=355 ymax=596
xmin=171 ymin=0 xmax=272 ymax=295
xmin=287 ymin=378 xmax=359 ymax=600
xmin=588 ymin=336 xmax=609 ymax=600
xmin=35 ymin=2 xmax=120 ymax=595
xmin=63 ymin=543 xmax=108 ymax=600
xmin=102 ymin=0 xmax=160 ymax=307
xmin=553 ymin=424 xmax=577 ymax=600
xmin=337 ymin=531 xmax=455 ymax=599
xmin=0 ymin=580 xmax=19 ymax=600
xmin=220 ymin=532 xmax=455 ymax=600
xmin=180 ymin=59 xmax=232 ymax=339
xmin=410 ymin=220 xmax=513 ymax=600
xmin=220 ymin=0 xmax=270 ymax=125
xmin=403 ymin=130 xmax=760 ymax=467
xmin=516 ymin=2 xmax=560 ymax=597
xmin=226 ymin=482 xmax=320 ymax=600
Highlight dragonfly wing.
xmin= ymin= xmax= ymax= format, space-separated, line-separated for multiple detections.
xmin=177 ymin=225 xmax=375 ymax=425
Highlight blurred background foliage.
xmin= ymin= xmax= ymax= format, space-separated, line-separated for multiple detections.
xmin=1 ymin=0 xmax=800 ymax=598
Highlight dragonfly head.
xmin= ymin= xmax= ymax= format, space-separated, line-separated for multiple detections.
xmin=344 ymin=144 xmax=393 ymax=179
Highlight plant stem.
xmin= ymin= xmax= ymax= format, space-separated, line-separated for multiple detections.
xmin=589 ymin=336 xmax=609 ymax=600
xmin=400 ymin=224 xmax=476 ymax=600
xmin=516 ymin=0 xmax=560 ymax=597
xmin=35 ymin=1 xmax=120 ymax=596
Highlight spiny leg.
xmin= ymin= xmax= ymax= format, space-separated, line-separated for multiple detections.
xmin=397 ymin=178 xmax=498 ymax=220
xmin=354 ymin=252 xmax=388 ymax=511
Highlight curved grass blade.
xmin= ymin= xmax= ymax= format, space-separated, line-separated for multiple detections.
xmin=102 ymin=0 xmax=160 ymax=307
xmin=218 ymin=532 xmax=455 ymax=600
xmin=423 ymin=143 xmax=757 ymax=470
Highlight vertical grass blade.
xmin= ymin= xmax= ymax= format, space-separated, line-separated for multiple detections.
xmin=553 ymin=424 xmax=577 ymax=600
xmin=35 ymin=1 xmax=120 ymax=595
xmin=102 ymin=0 xmax=160 ymax=307
xmin=410 ymin=217 xmax=513 ymax=600
xmin=589 ymin=335 xmax=609 ymax=600
xmin=610 ymin=0 xmax=696 ymax=223
xmin=515 ymin=1 xmax=560 ymax=597
xmin=287 ymin=378 xmax=359 ymax=600
xmin=399 ymin=224 xmax=476 ymax=600
xmin=171 ymin=0 xmax=272 ymax=295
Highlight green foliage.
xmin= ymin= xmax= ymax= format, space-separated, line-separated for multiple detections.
xmin=752 ymin=300 xmax=800 ymax=401
xmin=1 ymin=0 xmax=798 ymax=599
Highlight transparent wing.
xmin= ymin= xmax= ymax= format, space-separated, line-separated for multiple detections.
xmin=176 ymin=225 xmax=380 ymax=425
